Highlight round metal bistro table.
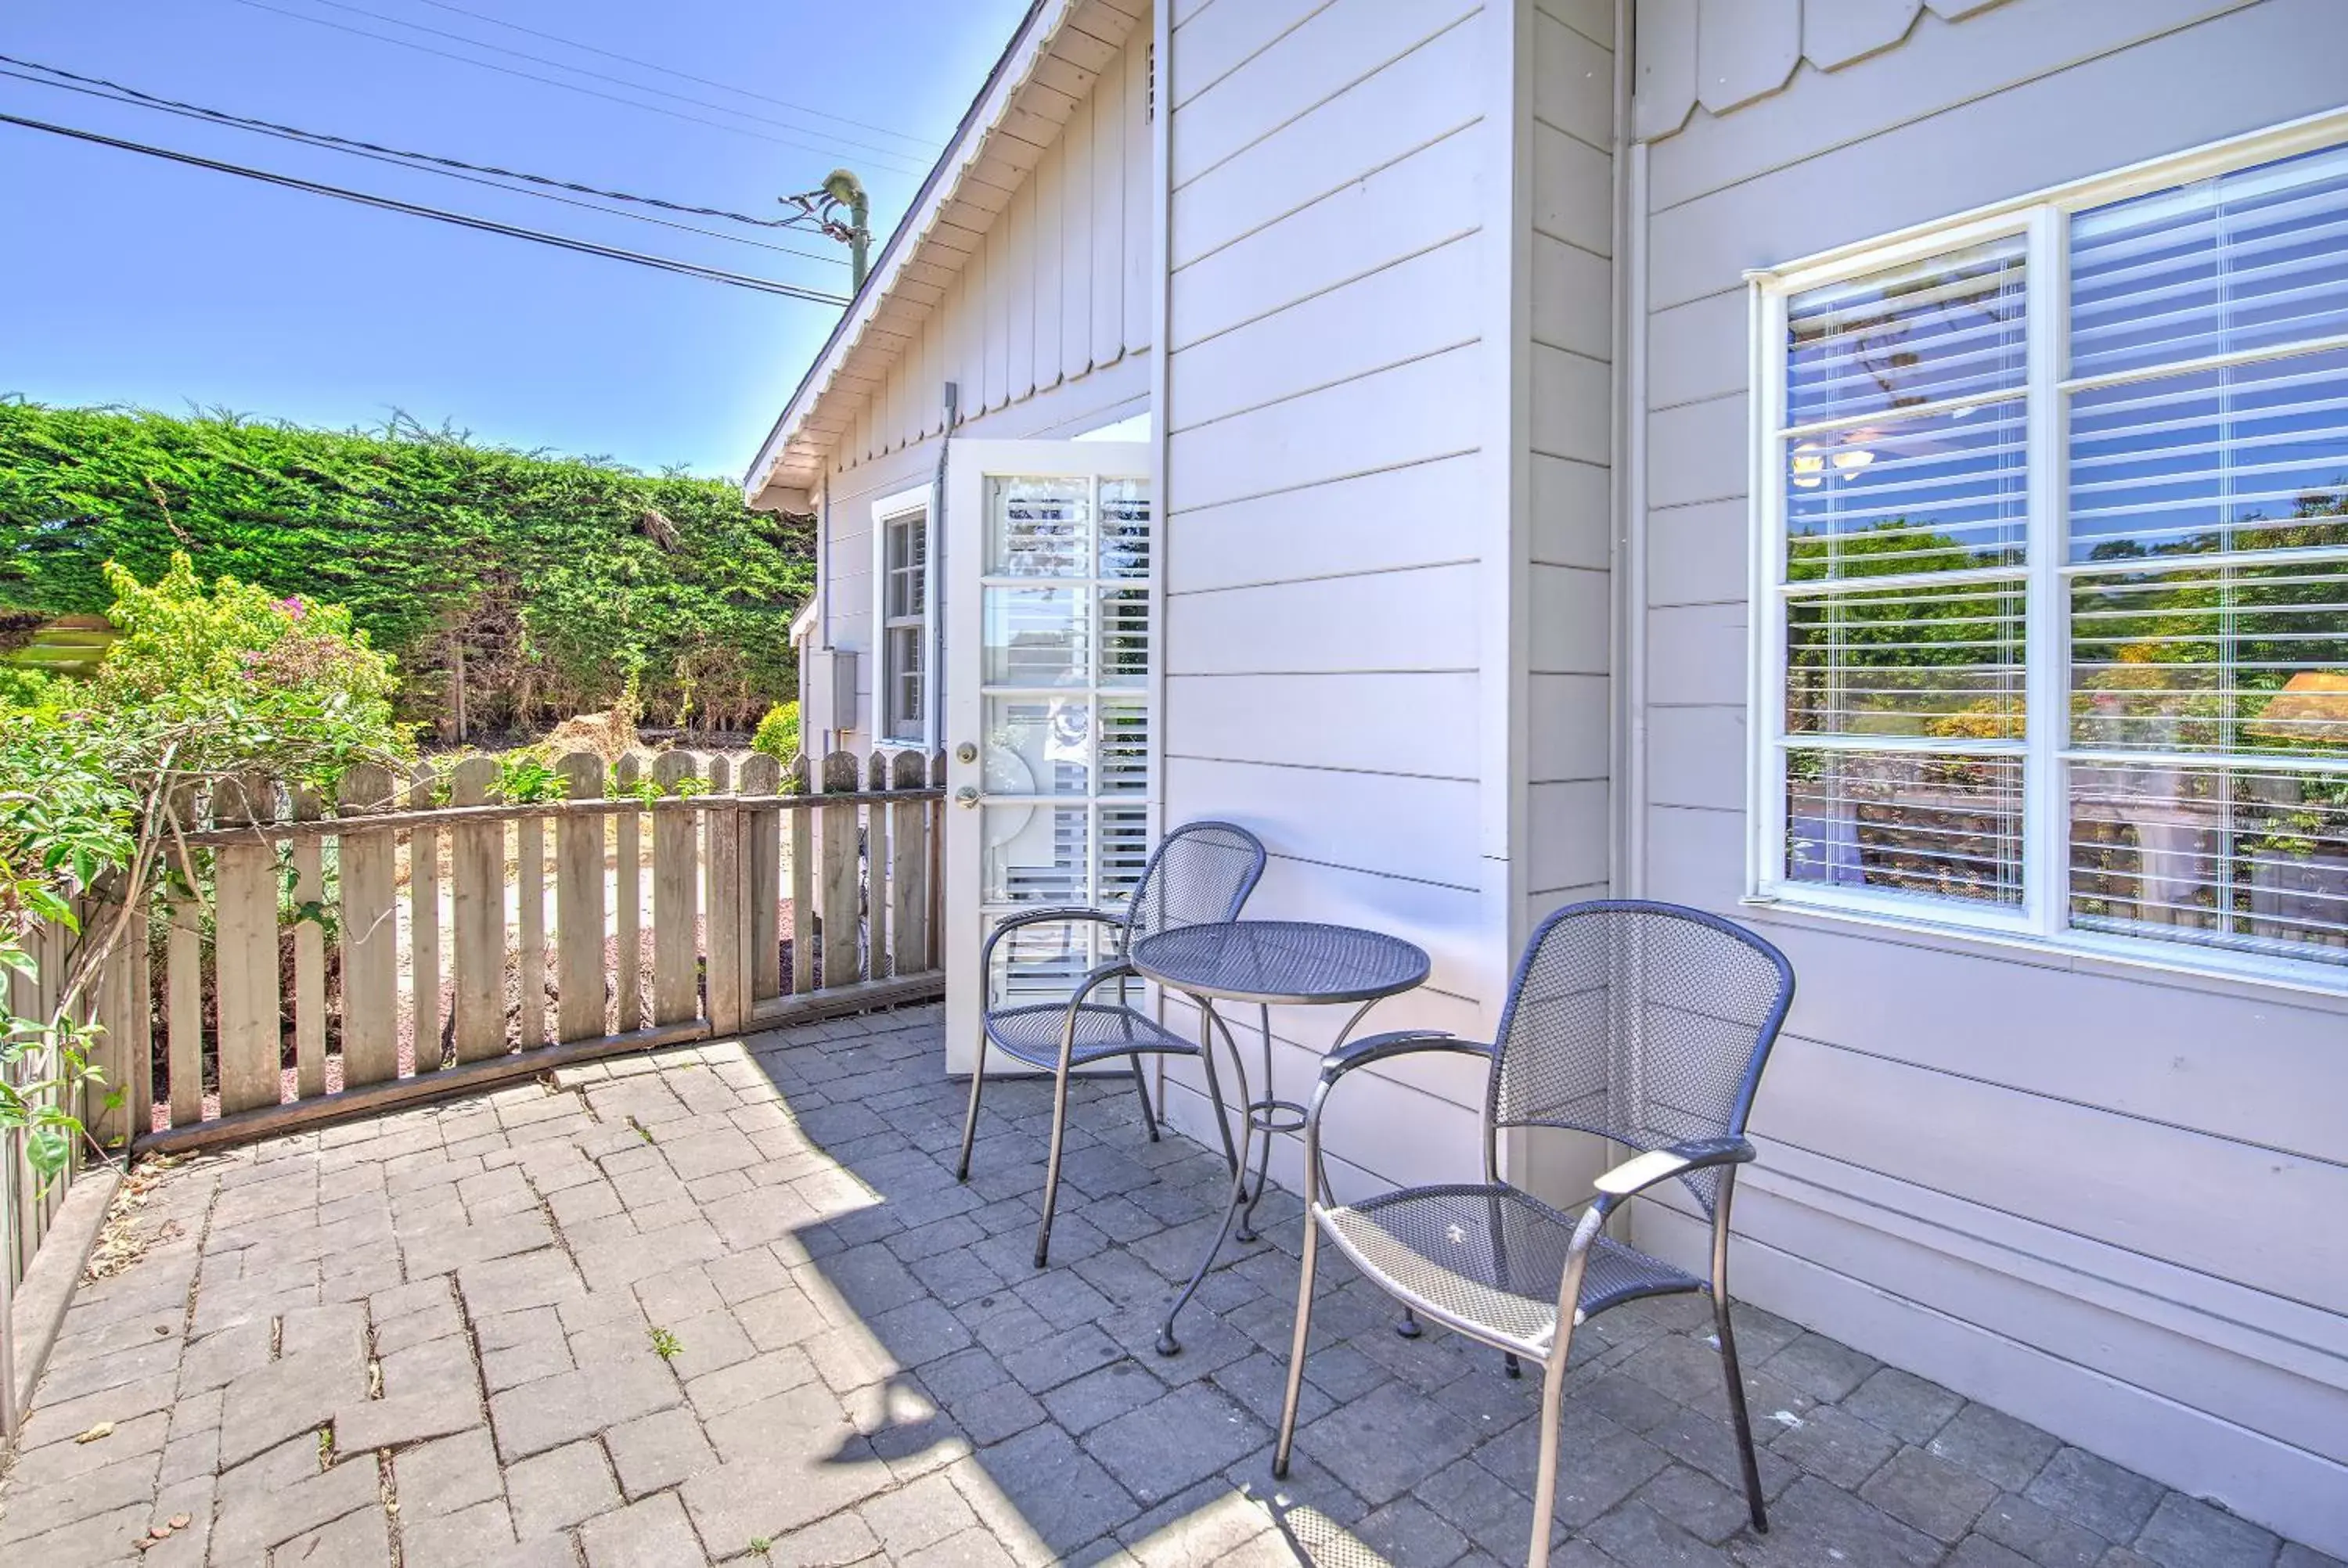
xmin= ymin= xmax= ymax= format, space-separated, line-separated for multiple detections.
xmin=1128 ymin=919 xmax=1430 ymax=1354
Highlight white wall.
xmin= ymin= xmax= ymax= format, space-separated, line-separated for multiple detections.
xmin=802 ymin=24 xmax=1158 ymax=751
xmin=1154 ymin=0 xmax=1522 ymax=1204
xmin=1622 ymin=0 xmax=2348 ymax=1552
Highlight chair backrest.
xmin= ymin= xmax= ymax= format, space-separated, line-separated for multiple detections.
xmin=1118 ymin=821 xmax=1268 ymax=955
xmin=1487 ymin=900 xmax=1795 ymax=1215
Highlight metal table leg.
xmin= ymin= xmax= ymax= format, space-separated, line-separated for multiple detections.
xmin=1157 ymin=996 xmax=1251 ymax=1356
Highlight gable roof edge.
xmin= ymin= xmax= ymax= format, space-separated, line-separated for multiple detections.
xmin=740 ymin=0 xmax=1066 ymax=508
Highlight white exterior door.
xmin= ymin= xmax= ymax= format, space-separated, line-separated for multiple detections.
xmin=943 ymin=440 xmax=1155 ymax=1075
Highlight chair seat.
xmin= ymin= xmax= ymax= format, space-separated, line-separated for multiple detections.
xmin=1320 ymin=1183 xmax=1703 ymax=1356
xmin=982 ymin=1002 xmax=1200 ymax=1070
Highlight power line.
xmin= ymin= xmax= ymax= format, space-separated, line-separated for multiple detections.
xmin=401 ymin=0 xmax=942 ymax=154
xmin=0 ymin=110 xmax=852 ymax=304
xmin=0 ymin=54 xmax=843 ymax=244
xmin=227 ymin=0 xmax=931 ymax=178
xmin=0 ymin=66 xmax=850 ymax=268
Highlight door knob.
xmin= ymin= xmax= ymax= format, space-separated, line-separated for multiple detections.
xmin=955 ymin=786 xmax=979 ymax=808
xmin=956 ymin=743 xmax=978 ymax=763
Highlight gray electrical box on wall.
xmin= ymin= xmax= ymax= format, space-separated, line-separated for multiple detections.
xmin=811 ymin=648 xmax=858 ymax=740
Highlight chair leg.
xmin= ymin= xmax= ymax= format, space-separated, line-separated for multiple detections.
xmin=1395 ymin=1307 xmax=1421 ymax=1339
xmin=1712 ymin=1171 xmax=1769 ymax=1534
xmin=1128 ymin=1057 xmax=1161 ymax=1142
xmin=1503 ymin=1353 xmax=1522 ymax=1379
xmin=1032 ymin=1056 xmax=1076 ymax=1269
xmin=1714 ymin=1290 xmax=1768 ymax=1534
xmin=955 ymin=1041 xmax=987 ymax=1183
xmin=1271 ymin=1205 xmax=1323 ymax=1478
xmin=1525 ymin=1322 xmax=1577 ymax=1568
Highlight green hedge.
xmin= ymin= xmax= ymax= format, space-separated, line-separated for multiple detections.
xmin=0 ymin=400 xmax=813 ymax=735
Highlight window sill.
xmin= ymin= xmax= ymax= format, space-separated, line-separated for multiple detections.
xmin=1738 ymin=891 xmax=2348 ymax=1013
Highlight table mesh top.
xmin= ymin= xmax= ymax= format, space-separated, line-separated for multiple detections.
xmin=1129 ymin=920 xmax=1430 ymax=1004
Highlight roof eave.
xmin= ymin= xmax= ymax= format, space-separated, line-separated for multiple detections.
xmin=739 ymin=0 xmax=1064 ymax=506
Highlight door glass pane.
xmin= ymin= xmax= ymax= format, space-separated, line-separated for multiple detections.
xmin=985 ymin=697 xmax=1090 ymax=797
xmin=984 ymin=804 xmax=1089 ymax=906
xmin=1100 ymin=807 xmax=1151 ymax=909
xmin=1100 ymin=588 xmax=1150 ymax=689
xmin=984 ymin=586 xmax=1088 ymax=686
xmin=1099 ymin=700 xmax=1149 ymax=796
xmin=989 ymin=477 xmax=1090 ymax=577
xmin=989 ymin=917 xmax=1101 ymax=1007
xmin=1100 ymin=479 xmax=1151 ymax=579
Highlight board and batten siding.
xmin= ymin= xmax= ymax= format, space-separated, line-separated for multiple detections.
xmin=1623 ymin=0 xmax=2348 ymax=1552
xmin=804 ymin=23 xmax=1156 ymax=751
xmin=1154 ymin=0 xmax=1523 ymax=1204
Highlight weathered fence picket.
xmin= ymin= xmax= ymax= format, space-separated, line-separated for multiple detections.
xmin=613 ymin=754 xmax=643 ymax=1034
xmin=214 ymin=775 xmax=279 ymax=1115
xmin=339 ymin=764 xmax=399 ymax=1088
xmin=409 ymin=761 xmax=443 ymax=1073
xmin=290 ymin=786 xmax=328 ymax=1102
xmin=819 ymin=752 xmax=860 ymax=991
xmin=651 ymin=752 xmax=699 ymax=1027
xmin=556 ymin=753 xmax=606 ymax=1045
xmin=449 ymin=757 xmax=502 ymax=1066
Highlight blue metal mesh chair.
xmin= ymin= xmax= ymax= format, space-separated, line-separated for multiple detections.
xmin=956 ymin=820 xmax=1268 ymax=1268
xmin=1272 ymin=900 xmax=1797 ymax=1567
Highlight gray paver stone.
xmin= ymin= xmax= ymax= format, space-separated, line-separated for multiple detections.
xmin=335 ymin=1388 xmax=484 ymax=1453
xmin=1844 ymin=1368 xmax=1965 ymax=1445
xmin=2027 ymin=1448 xmax=2166 ymax=1544
xmin=1085 ymin=1382 xmax=1270 ymax=1507
xmin=2132 ymin=1491 xmax=2282 ymax=1568
xmin=218 ymin=1347 xmax=368 ymax=1469
xmin=402 ymin=1499 xmax=520 ymax=1568
xmin=506 ymin=1439 xmax=621 ymax=1538
xmin=1293 ymin=1378 xmax=1478 ymax=1507
xmin=1931 ymin=1403 xmax=2064 ymax=1493
xmin=210 ymin=1456 xmax=381 ymax=1562
xmin=1976 ymin=1491 xmax=2113 ymax=1568
xmin=272 ymin=1501 xmax=394 ymax=1566
xmin=392 ymin=1427 xmax=505 ymax=1520
xmin=489 ymin=1359 xmax=681 ymax=1462
xmin=1860 ymin=1444 xmax=2001 ymax=1543
xmin=607 ymin=1404 xmax=723 ymax=1498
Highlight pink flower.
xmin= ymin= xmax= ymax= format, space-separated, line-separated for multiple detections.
xmin=277 ymin=597 xmax=308 ymax=621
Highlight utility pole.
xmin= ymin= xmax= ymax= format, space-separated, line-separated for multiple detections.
xmin=785 ymin=169 xmax=872 ymax=293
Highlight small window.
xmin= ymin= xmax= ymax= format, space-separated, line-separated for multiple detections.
xmin=1756 ymin=129 xmax=2348 ymax=984
xmin=874 ymin=496 xmax=931 ymax=745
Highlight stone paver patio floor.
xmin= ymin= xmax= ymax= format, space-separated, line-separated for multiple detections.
xmin=0 ymin=1002 xmax=2333 ymax=1567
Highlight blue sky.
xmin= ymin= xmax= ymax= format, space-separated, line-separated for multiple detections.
xmin=0 ymin=0 xmax=1031 ymax=479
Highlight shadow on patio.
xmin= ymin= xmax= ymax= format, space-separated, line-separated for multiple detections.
xmin=0 ymin=1005 xmax=2306 ymax=1567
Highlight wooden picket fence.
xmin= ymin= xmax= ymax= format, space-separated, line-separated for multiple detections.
xmin=1 ymin=747 xmax=939 ymax=1435
xmin=93 ymin=746 xmax=943 ymax=1155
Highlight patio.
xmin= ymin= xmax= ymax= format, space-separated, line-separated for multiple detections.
xmin=0 ymin=1003 xmax=2319 ymax=1568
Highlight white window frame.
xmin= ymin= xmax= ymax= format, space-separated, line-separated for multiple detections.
xmin=1745 ymin=106 xmax=2348 ymax=994
xmin=870 ymin=483 xmax=935 ymax=747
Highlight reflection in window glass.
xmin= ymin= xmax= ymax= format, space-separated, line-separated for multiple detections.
xmin=2070 ymin=762 xmax=2348 ymax=958
xmin=1785 ymin=236 xmax=2028 ymax=426
xmin=983 ymin=587 xmax=1089 ymax=688
xmin=2072 ymin=142 xmax=2348 ymax=379
xmin=1785 ymin=750 xmax=2025 ymax=906
xmin=987 ymin=477 xmax=1090 ymax=577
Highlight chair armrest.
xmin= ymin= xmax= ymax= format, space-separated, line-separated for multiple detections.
xmin=1319 ymin=1031 xmax=1493 ymax=1084
xmin=1590 ymin=1137 xmax=1756 ymax=1206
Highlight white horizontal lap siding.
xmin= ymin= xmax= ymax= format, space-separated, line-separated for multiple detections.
xmin=1525 ymin=0 xmax=1615 ymax=966
xmin=1159 ymin=0 xmax=1497 ymax=1197
xmin=1630 ymin=0 xmax=2348 ymax=1549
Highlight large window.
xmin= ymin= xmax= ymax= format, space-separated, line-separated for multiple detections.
xmin=1755 ymin=128 xmax=2348 ymax=983
xmin=873 ymin=491 xmax=931 ymax=745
